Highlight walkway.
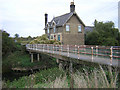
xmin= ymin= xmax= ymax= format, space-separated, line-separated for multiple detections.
xmin=26 ymin=44 xmax=120 ymax=67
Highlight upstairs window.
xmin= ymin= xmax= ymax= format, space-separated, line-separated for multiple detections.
xmin=54 ymin=27 xmax=56 ymax=33
xmin=66 ymin=25 xmax=70 ymax=31
xmin=78 ymin=25 xmax=82 ymax=32
xmin=47 ymin=28 xmax=49 ymax=33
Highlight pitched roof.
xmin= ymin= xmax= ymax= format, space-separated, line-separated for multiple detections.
xmin=85 ymin=26 xmax=94 ymax=33
xmin=46 ymin=12 xmax=85 ymax=28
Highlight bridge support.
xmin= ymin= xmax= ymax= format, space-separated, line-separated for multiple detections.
xmin=31 ymin=53 xmax=33 ymax=63
xmin=37 ymin=53 xmax=40 ymax=61
xmin=59 ymin=62 xmax=63 ymax=71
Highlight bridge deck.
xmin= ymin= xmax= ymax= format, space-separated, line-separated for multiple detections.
xmin=26 ymin=44 xmax=120 ymax=68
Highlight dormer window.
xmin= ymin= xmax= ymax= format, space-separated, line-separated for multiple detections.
xmin=78 ymin=25 xmax=82 ymax=32
xmin=66 ymin=25 xmax=70 ymax=31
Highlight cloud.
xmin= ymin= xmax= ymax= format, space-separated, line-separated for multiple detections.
xmin=0 ymin=0 xmax=119 ymax=37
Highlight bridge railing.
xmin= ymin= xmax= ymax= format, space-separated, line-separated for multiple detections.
xmin=26 ymin=44 xmax=120 ymax=61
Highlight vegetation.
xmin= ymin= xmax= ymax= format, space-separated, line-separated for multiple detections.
xmin=85 ymin=20 xmax=120 ymax=46
xmin=29 ymin=34 xmax=61 ymax=45
xmin=3 ymin=67 xmax=65 ymax=88
xmin=3 ymin=65 xmax=119 ymax=88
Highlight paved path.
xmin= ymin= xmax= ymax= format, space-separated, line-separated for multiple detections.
xmin=28 ymin=48 xmax=120 ymax=68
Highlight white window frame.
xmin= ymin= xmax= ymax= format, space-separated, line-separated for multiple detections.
xmin=78 ymin=25 xmax=82 ymax=32
xmin=66 ymin=25 xmax=70 ymax=31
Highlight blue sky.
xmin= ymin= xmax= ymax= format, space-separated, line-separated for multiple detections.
xmin=0 ymin=0 xmax=119 ymax=37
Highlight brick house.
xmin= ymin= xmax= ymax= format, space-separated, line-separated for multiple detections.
xmin=44 ymin=2 xmax=85 ymax=45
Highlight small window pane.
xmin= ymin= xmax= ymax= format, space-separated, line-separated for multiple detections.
xmin=66 ymin=25 xmax=70 ymax=31
xmin=47 ymin=28 xmax=49 ymax=33
xmin=58 ymin=35 xmax=60 ymax=41
xmin=54 ymin=27 xmax=56 ymax=33
xmin=78 ymin=25 xmax=82 ymax=32
xmin=51 ymin=35 xmax=53 ymax=39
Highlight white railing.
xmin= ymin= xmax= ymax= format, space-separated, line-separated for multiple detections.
xmin=26 ymin=44 xmax=120 ymax=65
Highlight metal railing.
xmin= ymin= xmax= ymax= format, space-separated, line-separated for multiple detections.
xmin=26 ymin=44 xmax=120 ymax=65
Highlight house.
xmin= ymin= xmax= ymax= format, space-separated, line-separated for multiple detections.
xmin=85 ymin=26 xmax=94 ymax=34
xmin=44 ymin=2 xmax=85 ymax=45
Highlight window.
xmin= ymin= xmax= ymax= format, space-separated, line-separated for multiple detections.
xmin=54 ymin=27 xmax=56 ymax=33
xmin=47 ymin=28 xmax=49 ymax=33
xmin=78 ymin=25 xmax=82 ymax=32
xmin=66 ymin=25 xmax=70 ymax=31
xmin=58 ymin=35 xmax=60 ymax=41
xmin=51 ymin=35 xmax=53 ymax=39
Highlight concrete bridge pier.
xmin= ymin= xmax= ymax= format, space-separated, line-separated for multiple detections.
xmin=30 ymin=52 xmax=41 ymax=63
xmin=31 ymin=53 xmax=33 ymax=63
xmin=59 ymin=62 xmax=63 ymax=71
xmin=37 ymin=53 xmax=40 ymax=61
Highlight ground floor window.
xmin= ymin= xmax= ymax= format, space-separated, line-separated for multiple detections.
xmin=51 ymin=35 xmax=53 ymax=39
xmin=58 ymin=35 xmax=60 ymax=41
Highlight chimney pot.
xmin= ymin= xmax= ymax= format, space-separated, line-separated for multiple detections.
xmin=70 ymin=2 xmax=75 ymax=12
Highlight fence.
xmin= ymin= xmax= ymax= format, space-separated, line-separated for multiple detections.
xmin=26 ymin=44 xmax=120 ymax=61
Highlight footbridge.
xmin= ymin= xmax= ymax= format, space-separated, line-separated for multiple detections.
xmin=26 ymin=44 xmax=120 ymax=68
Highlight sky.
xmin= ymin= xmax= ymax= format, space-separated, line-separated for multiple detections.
xmin=0 ymin=0 xmax=119 ymax=37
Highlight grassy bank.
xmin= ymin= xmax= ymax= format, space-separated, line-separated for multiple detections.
xmin=2 ymin=65 xmax=119 ymax=88
xmin=2 ymin=49 xmax=57 ymax=73
xmin=3 ymin=67 xmax=65 ymax=88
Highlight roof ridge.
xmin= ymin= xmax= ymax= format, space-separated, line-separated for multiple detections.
xmin=53 ymin=12 xmax=73 ymax=19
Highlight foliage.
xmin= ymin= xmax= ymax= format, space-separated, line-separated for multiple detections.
xmin=4 ymin=67 xmax=65 ymax=88
xmin=29 ymin=34 xmax=61 ymax=45
xmin=85 ymin=20 xmax=120 ymax=46
xmin=14 ymin=33 xmax=19 ymax=38
xmin=2 ymin=30 xmax=21 ymax=58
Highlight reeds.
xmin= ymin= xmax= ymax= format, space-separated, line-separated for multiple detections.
xmin=48 ymin=65 xmax=118 ymax=88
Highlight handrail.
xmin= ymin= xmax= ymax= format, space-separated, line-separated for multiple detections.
xmin=26 ymin=44 xmax=120 ymax=65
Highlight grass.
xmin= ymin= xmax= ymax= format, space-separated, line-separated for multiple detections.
xmin=3 ymin=67 xmax=65 ymax=88
xmin=3 ymin=50 xmax=57 ymax=69
xmin=2 ymin=61 xmax=119 ymax=88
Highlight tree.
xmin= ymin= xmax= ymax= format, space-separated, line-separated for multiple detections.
xmin=2 ymin=30 xmax=16 ymax=57
xmin=14 ymin=33 xmax=19 ymax=38
xmin=85 ymin=20 xmax=120 ymax=46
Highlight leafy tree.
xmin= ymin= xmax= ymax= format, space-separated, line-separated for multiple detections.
xmin=14 ymin=33 xmax=19 ymax=38
xmin=85 ymin=20 xmax=120 ymax=46
xmin=2 ymin=30 xmax=16 ymax=57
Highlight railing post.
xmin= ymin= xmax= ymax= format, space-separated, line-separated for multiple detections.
xmin=43 ymin=44 xmax=44 ymax=52
xmin=56 ymin=45 xmax=57 ymax=52
xmin=96 ymin=46 xmax=98 ymax=57
xmin=61 ymin=45 xmax=62 ymax=53
xmin=36 ymin=44 xmax=37 ymax=50
xmin=110 ymin=47 xmax=113 ymax=65
xmin=78 ymin=46 xmax=80 ymax=59
xmin=53 ymin=45 xmax=54 ymax=54
xmin=67 ymin=45 xmax=69 ymax=57
xmin=75 ymin=45 xmax=77 ymax=54
xmin=91 ymin=47 xmax=93 ymax=61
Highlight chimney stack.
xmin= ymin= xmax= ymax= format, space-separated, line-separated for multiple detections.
xmin=70 ymin=2 xmax=75 ymax=12
xmin=45 ymin=13 xmax=48 ymax=27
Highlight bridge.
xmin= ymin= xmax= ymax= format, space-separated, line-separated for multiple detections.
xmin=26 ymin=44 xmax=120 ymax=68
